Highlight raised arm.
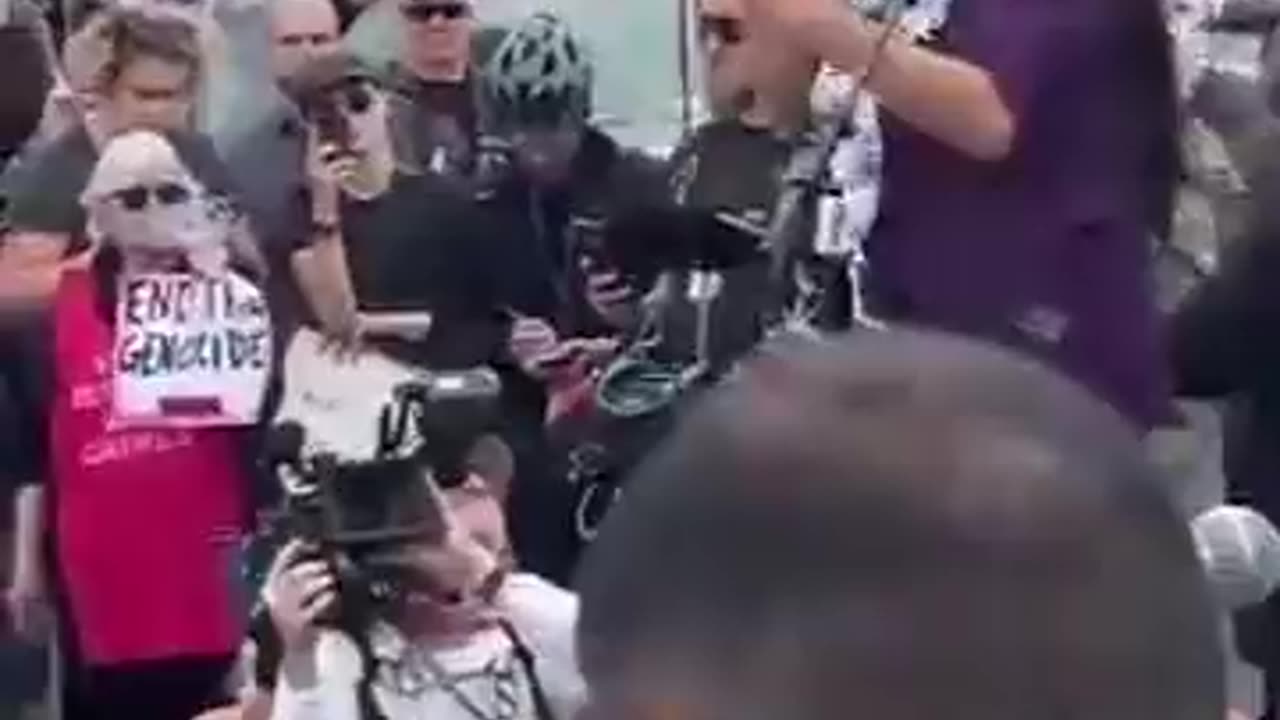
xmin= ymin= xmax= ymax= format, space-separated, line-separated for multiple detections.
xmin=739 ymin=0 xmax=1014 ymax=160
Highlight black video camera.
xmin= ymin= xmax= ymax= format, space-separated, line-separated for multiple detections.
xmin=259 ymin=368 xmax=502 ymax=630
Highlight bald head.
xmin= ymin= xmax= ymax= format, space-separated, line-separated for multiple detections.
xmin=269 ymin=0 xmax=340 ymax=87
xmin=576 ymin=331 xmax=1223 ymax=720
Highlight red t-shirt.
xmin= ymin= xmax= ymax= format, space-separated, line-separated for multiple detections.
xmin=49 ymin=269 xmax=248 ymax=664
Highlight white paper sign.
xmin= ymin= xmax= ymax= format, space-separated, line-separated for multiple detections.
xmin=112 ymin=272 xmax=272 ymax=428
xmin=274 ymin=328 xmax=426 ymax=462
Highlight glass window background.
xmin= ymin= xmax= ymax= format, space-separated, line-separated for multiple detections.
xmin=201 ymin=0 xmax=697 ymax=155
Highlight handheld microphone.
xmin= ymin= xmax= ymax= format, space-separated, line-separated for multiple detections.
xmin=1192 ymin=505 xmax=1280 ymax=610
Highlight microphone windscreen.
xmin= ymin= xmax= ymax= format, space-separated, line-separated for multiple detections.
xmin=1191 ymin=505 xmax=1280 ymax=610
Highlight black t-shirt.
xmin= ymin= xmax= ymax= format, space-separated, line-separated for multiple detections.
xmin=6 ymin=127 xmax=238 ymax=254
xmin=386 ymin=70 xmax=479 ymax=185
xmin=290 ymin=172 xmax=503 ymax=370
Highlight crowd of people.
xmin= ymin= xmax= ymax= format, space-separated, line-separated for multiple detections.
xmin=0 ymin=0 xmax=1278 ymax=718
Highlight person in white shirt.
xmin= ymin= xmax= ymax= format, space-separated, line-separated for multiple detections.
xmin=260 ymin=460 xmax=585 ymax=720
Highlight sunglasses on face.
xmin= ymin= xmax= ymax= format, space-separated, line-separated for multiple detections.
xmin=698 ymin=14 xmax=745 ymax=45
xmin=399 ymin=2 xmax=470 ymax=23
xmin=110 ymin=182 xmax=191 ymax=211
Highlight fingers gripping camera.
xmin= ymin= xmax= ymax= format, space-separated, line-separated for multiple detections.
xmin=264 ymin=333 xmax=502 ymax=633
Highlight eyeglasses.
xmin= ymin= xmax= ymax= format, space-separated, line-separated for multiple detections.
xmin=399 ymin=2 xmax=470 ymax=23
xmin=697 ymin=14 xmax=745 ymax=45
xmin=110 ymin=182 xmax=191 ymax=211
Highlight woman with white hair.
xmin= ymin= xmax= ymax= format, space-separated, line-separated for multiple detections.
xmin=3 ymin=129 xmax=273 ymax=719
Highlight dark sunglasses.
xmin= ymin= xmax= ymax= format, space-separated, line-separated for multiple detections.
xmin=399 ymin=2 xmax=470 ymax=23
xmin=698 ymin=14 xmax=745 ymax=45
xmin=111 ymin=182 xmax=191 ymax=211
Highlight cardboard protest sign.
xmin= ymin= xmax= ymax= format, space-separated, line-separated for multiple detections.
xmin=112 ymin=272 xmax=272 ymax=428
xmin=273 ymin=328 xmax=426 ymax=462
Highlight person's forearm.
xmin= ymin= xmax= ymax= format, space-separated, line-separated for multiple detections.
xmin=291 ymin=234 xmax=357 ymax=334
xmin=11 ymin=485 xmax=45 ymax=580
xmin=814 ymin=10 xmax=1015 ymax=160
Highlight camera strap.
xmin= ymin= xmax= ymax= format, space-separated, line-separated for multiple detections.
xmin=500 ymin=618 xmax=559 ymax=720
xmin=373 ymin=619 xmax=558 ymax=720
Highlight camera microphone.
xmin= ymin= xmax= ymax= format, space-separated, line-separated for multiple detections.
xmin=1192 ymin=505 xmax=1280 ymax=610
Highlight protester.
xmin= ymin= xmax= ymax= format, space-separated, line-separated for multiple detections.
xmin=724 ymin=0 xmax=1179 ymax=431
xmin=576 ymin=329 xmax=1223 ymax=720
xmin=4 ymin=129 xmax=273 ymax=719
xmin=589 ymin=0 xmax=816 ymax=372
xmin=543 ymin=0 xmax=807 ymax=561
xmin=221 ymin=0 xmax=341 ymax=280
xmin=281 ymin=50 xmax=500 ymax=366
xmin=260 ymin=458 xmax=584 ymax=720
xmin=465 ymin=12 xmax=666 ymax=584
xmin=383 ymin=0 xmax=483 ymax=182
xmin=0 ymin=5 xmax=265 ymax=313
xmin=1171 ymin=170 xmax=1280 ymax=719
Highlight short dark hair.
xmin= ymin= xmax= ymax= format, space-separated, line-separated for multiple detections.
xmin=576 ymin=330 xmax=1222 ymax=720
xmin=94 ymin=6 xmax=202 ymax=93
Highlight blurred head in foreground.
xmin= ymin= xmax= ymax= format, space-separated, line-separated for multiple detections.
xmin=576 ymin=330 xmax=1223 ymax=720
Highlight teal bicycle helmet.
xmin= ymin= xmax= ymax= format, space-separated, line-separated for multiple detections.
xmin=481 ymin=12 xmax=593 ymax=131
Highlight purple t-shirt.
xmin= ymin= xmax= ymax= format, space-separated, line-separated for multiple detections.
xmin=868 ymin=0 xmax=1176 ymax=429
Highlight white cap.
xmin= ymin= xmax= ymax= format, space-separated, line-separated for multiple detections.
xmin=1191 ymin=505 xmax=1280 ymax=610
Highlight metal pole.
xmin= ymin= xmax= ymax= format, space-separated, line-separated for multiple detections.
xmin=676 ymin=0 xmax=692 ymax=137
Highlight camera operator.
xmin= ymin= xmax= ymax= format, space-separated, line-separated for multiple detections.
xmin=284 ymin=50 xmax=501 ymax=367
xmin=462 ymin=13 xmax=667 ymax=584
xmin=728 ymin=0 xmax=1179 ymax=432
xmin=259 ymin=459 xmax=584 ymax=720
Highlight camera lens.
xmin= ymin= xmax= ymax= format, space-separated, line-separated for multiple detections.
xmin=345 ymin=83 xmax=373 ymax=115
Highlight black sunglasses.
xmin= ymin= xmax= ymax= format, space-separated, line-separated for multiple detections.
xmin=111 ymin=182 xmax=191 ymax=211
xmin=399 ymin=2 xmax=470 ymax=23
xmin=698 ymin=14 xmax=745 ymax=45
